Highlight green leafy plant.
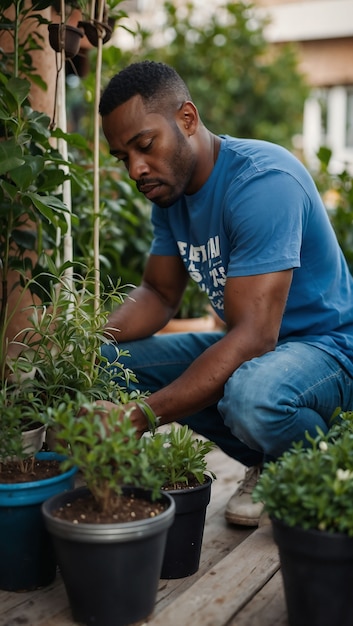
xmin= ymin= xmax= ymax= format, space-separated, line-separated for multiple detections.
xmin=147 ymin=424 xmax=216 ymax=490
xmin=48 ymin=395 xmax=168 ymax=514
xmin=314 ymin=147 xmax=353 ymax=273
xmin=0 ymin=71 xmax=72 ymax=372
xmin=0 ymin=0 xmax=92 ymax=381
xmin=253 ymin=411 xmax=353 ymax=536
xmin=175 ymin=280 xmax=210 ymax=320
xmin=1 ymin=265 xmax=136 ymax=476
xmin=7 ymin=264 xmax=133 ymax=402
xmin=0 ymin=382 xmax=46 ymax=469
xmin=49 ymin=402 xmax=215 ymax=514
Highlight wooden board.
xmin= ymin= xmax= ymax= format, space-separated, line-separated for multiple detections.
xmin=228 ymin=570 xmax=288 ymax=626
xmin=144 ymin=526 xmax=280 ymax=626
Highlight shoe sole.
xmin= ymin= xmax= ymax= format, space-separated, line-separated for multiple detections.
xmin=225 ymin=512 xmax=260 ymax=527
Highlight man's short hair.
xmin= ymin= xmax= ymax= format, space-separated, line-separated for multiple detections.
xmin=99 ymin=60 xmax=191 ymax=117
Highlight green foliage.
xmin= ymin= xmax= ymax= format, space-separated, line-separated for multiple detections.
xmin=147 ymin=424 xmax=216 ymax=489
xmin=9 ymin=266 xmax=134 ymax=404
xmin=0 ymin=74 xmax=70 ymax=231
xmin=0 ymin=382 xmax=45 ymax=465
xmin=0 ymin=0 xmax=53 ymax=84
xmin=0 ymin=2 xmax=97 ymax=375
xmin=2 ymin=265 xmax=143 ymax=477
xmin=0 ymin=70 xmax=73 ymax=375
xmin=175 ymin=279 xmax=210 ymax=319
xmin=70 ymin=161 xmax=153 ymax=290
xmin=51 ymin=408 xmax=215 ymax=513
xmin=253 ymin=411 xmax=353 ymax=536
xmin=49 ymin=398 xmax=167 ymax=513
xmin=314 ymin=147 xmax=353 ymax=273
xmin=120 ymin=0 xmax=309 ymax=147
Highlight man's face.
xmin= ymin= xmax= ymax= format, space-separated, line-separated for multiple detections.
xmin=102 ymin=95 xmax=197 ymax=208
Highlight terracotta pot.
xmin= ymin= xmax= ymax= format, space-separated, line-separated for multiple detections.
xmin=158 ymin=314 xmax=216 ymax=334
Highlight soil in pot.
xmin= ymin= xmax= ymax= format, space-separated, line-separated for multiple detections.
xmin=0 ymin=457 xmax=61 ymax=484
xmin=52 ymin=489 xmax=168 ymax=524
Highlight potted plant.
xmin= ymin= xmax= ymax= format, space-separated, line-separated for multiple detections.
xmin=42 ymin=399 xmax=175 ymax=626
xmin=253 ymin=410 xmax=353 ymax=626
xmin=0 ymin=253 xmax=153 ymax=594
xmin=147 ymin=424 xmax=216 ymax=579
xmin=0 ymin=249 xmax=132 ymax=593
xmin=0 ymin=2 xmax=95 ymax=591
xmin=0 ymin=383 xmax=77 ymax=591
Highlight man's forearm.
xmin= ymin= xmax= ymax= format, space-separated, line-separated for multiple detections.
xmin=140 ymin=325 xmax=273 ymax=427
xmin=139 ymin=333 xmax=238 ymax=425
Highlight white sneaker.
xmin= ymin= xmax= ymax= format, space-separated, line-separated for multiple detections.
xmin=225 ymin=465 xmax=264 ymax=527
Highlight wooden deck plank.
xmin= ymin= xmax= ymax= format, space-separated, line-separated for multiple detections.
xmin=228 ymin=570 xmax=288 ymax=626
xmin=0 ymin=578 xmax=70 ymax=626
xmin=154 ymin=511 xmax=254 ymax=613
xmin=144 ymin=525 xmax=280 ymax=626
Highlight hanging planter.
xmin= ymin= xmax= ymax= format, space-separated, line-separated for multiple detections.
xmin=48 ymin=23 xmax=84 ymax=59
xmin=78 ymin=19 xmax=112 ymax=46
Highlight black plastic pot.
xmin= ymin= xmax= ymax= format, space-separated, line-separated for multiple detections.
xmin=0 ymin=452 xmax=77 ymax=591
xmin=78 ymin=20 xmax=112 ymax=46
xmin=160 ymin=475 xmax=212 ymax=579
xmin=272 ymin=517 xmax=353 ymax=626
xmin=42 ymin=486 xmax=175 ymax=626
xmin=48 ymin=23 xmax=83 ymax=58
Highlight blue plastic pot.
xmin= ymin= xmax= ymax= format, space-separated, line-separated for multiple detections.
xmin=0 ymin=452 xmax=77 ymax=591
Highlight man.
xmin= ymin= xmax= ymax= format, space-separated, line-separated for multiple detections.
xmin=98 ymin=60 xmax=353 ymax=527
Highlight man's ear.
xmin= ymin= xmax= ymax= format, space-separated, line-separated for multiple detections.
xmin=177 ymin=101 xmax=198 ymax=136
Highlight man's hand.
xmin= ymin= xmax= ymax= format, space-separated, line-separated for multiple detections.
xmin=93 ymin=399 xmax=150 ymax=439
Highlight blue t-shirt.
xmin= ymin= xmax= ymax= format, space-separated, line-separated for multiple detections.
xmin=150 ymin=135 xmax=353 ymax=375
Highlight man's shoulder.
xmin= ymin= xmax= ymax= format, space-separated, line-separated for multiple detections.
xmin=221 ymin=135 xmax=294 ymax=166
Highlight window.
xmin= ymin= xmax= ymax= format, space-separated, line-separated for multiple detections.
xmin=303 ymin=86 xmax=353 ymax=171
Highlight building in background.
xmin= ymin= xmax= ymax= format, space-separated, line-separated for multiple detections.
xmin=259 ymin=0 xmax=353 ymax=172
xmin=119 ymin=0 xmax=353 ymax=172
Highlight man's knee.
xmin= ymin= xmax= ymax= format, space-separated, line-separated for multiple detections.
xmin=218 ymin=365 xmax=267 ymax=448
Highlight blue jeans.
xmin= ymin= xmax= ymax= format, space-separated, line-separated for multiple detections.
xmin=101 ymin=333 xmax=353 ymax=466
